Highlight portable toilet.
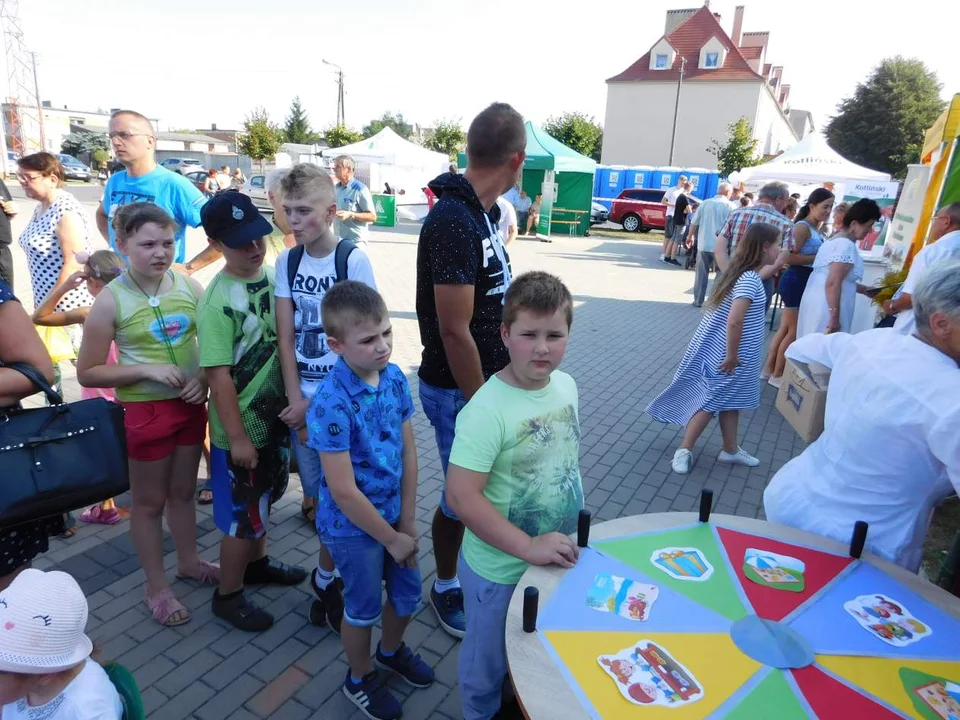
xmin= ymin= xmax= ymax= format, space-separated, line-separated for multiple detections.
xmin=701 ymin=170 xmax=720 ymax=198
xmin=624 ymin=165 xmax=655 ymax=191
xmin=595 ymin=166 xmax=627 ymax=210
xmin=653 ymin=166 xmax=681 ymax=190
xmin=681 ymin=168 xmax=711 ymax=199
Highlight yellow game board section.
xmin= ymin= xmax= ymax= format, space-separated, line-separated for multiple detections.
xmin=544 ymin=630 xmax=761 ymax=719
xmin=818 ymin=655 xmax=960 ymax=719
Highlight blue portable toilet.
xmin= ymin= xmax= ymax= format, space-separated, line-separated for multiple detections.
xmin=653 ymin=166 xmax=681 ymax=190
xmin=624 ymin=165 xmax=655 ymax=191
xmin=594 ymin=165 xmax=627 ymax=210
xmin=682 ymin=168 xmax=712 ymax=199
xmin=701 ymin=169 xmax=720 ymax=198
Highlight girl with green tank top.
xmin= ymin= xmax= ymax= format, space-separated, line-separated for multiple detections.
xmin=77 ymin=202 xmax=219 ymax=628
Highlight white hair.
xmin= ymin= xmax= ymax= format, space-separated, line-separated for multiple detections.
xmin=717 ymin=182 xmax=731 ymax=195
xmin=758 ymin=181 xmax=790 ymax=202
xmin=264 ymin=168 xmax=290 ymax=196
xmin=914 ymin=259 xmax=960 ymax=332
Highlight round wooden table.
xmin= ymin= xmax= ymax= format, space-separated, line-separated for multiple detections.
xmin=505 ymin=512 xmax=960 ymax=719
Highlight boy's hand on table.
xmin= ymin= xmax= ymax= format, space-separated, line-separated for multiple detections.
xmin=525 ymin=532 xmax=579 ymax=568
xmin=396 ymin=518 xmax=419 ymax=568
xmin=387 ymin=532 xmax=418 ymax=566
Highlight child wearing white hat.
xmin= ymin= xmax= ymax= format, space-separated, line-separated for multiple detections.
xmin=0 ymin=569 xmax=122 ymax=719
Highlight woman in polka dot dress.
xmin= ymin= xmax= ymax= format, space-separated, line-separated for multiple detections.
xmin=16 ymin=153 xmax=95 ymax=358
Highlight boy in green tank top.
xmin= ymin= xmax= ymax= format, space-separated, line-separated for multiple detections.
xmin=197 ymin=193 xmax=308 ymax=631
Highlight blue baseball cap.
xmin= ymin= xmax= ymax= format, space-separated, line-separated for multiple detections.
xmin=200 ymin=192 xmax=272 ymax=248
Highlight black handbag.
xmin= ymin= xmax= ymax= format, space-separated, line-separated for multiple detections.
xmin=0 ymin=362 xmax=129 ymax=529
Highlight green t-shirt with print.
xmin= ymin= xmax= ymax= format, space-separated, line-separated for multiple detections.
xmin=450 ymin=370 xmax=584 ymax=585
xmin=197 ymin=266 xmax=287 ymax=449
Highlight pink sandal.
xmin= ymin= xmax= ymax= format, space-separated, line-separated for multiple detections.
xmin=145 ymin=588 xmax=191 ymax=627
xmin=175 ymin=558 xmax=221 ymax=585
xmin=80 ymin=504 xmax=123 ymax=525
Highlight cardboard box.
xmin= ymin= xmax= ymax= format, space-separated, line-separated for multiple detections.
xmin=776 ymin=358 xmax=830 ymax=442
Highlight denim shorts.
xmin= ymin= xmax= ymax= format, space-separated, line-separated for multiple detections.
xmin=418 ymin=379 xmax=467 ymax=521
xmin=323 ymin=531 xmax=422 ymax=627
xmin=459 ymin=553 xmax=517 ymax=720
xmin=290 ymin=427 xmax=323 ymax=501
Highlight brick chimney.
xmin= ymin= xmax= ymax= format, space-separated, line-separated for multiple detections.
xmin=732 ymin=5 xmax=745 ymax=46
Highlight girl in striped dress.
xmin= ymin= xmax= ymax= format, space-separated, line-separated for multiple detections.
xmin=647 ymin=223 xmax=787 ymax=474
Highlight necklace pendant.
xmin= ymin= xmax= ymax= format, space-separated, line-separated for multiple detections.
xmin=148 ymin=296 xmax=160 ymax=308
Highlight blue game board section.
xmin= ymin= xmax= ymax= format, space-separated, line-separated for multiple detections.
xmin=788 ymin=560 xmax=960 ymax=660
xmin=536 ymin=546 xmax=733 ymax=634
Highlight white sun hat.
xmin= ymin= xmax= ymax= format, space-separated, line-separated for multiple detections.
xmin=0 ymin=569 xmax=93 ymax=674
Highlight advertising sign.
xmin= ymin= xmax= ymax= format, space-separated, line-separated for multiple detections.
xmin=883 ymin=165 xmax=931 ymax=272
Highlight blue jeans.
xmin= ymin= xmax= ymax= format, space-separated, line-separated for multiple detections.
xmin=291 ymin=428 xmax=322 ymax=501
xmin=459 ymin=553 xmax=516 ymax=720
xmin=323 ymin=531 xmax=422 ymax=627
xmin=418 ymin=379 xmax=467 ymax=521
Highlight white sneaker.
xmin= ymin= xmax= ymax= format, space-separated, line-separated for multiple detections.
xmin=671 ymin=448 xmax=693 ymax=474
xmin=718 ymin=447 xmax=760 ymax=467
xmin=767 ymin=375 xmax=782 ymax=389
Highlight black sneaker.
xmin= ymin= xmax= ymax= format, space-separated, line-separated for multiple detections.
xmin=666 ymin=257 xmax=682 ymax=266
xmin=342 ymin=669 xmax=401 ymax=720
xmin=244 ymin=557 xmax=308 ymax=586
xmin=212 ymin=590 xmax=274 ymax=632
xmin=309 ymin=570 xmax=344 ymax=635
xmin=375 ymin=641 xmax=434 ymax=688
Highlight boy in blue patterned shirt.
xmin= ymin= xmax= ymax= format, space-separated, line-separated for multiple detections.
xmin=306 ymin=281 xmax=434 ymax=720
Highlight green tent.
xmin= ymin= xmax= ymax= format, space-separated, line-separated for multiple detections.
xmin=457 ymin=122 xmax=597 ymax=236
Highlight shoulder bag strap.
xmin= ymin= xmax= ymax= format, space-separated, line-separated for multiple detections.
xmin=3 ymin=362 xmax=63 ymax=405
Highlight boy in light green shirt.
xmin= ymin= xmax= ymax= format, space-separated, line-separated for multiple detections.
xmin=446 ymin=271 xmax=584 ymax=720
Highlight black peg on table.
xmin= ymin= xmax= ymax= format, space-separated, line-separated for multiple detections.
xmin=522 ymin=586 xmax=539 ymax=633
xmin=578 ymin=509 xmax=591 ymax=548
xmin=850 ymin=521 xmax=869 ymax=559
xmin=699 ymin=489 xmax=714 ymax=523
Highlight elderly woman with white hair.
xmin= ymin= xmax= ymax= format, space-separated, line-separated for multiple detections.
xmin=764 ymin=260 xmax=960 ymax=572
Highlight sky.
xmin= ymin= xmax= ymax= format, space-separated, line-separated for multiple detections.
xmin=16 ymin=0 xmax=960 ymax=136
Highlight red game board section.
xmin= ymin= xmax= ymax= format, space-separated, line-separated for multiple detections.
xmin=790 ymin=666 xmax=901 ymax=719
xmin=716 ymin=527 xmax=853 ymax=621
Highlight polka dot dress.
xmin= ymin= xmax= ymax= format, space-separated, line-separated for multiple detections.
xmin=17 ymin=191 xmax=95 ymax=311
xmin=0 ymin=280 xmax=67 ymax=576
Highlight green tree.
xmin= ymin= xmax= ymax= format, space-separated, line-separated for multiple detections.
xmin=825 ymin=56 xmax=944 ymax=179
xmin=237 ymin=107 xmax=284 ymax=173
xmin=362 ymin=111 xmax=412 ymax=139
xmin=324 ymin=125 xmax=364 ymax=149
xmin=283 ymin=96 xmax=316 ymax=144
xmin=707 ymin=117 xmax=761 ymax=177
xmin=426 ymin=119 xmax=466 ymax=160
xmin=542 ymin=112 xmax=603 ymax=161
xmin=60 ymin=131 xmax=109 ymax=158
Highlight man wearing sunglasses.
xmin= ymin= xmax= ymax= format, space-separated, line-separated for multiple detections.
xmin=96 ymin=110 xmax=208 ymax=265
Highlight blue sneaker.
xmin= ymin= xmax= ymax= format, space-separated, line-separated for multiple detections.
xmin=429 ymin=585 xmax=465 ymax=639
xmin=375 ymin=642 xmax=435 ymax=688
xmin=342 ymin=669 xmax=401 ymax=720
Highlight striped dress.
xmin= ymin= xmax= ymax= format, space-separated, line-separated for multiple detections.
xmin=646 ymin=271 xmax=767 ymax=425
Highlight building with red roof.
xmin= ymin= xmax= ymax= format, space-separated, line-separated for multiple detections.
xmin=601 ymin=3 xmax=811 ymax=168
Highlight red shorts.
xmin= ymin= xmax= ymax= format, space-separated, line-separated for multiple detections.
xmin=122 ymin=398 xmax=207 ymax=462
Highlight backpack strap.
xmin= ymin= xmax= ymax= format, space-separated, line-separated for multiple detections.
xmin=334 ymin=240 xmax=357 ymax=283
xmin=286 ymin=244 xmax=305 ymax=292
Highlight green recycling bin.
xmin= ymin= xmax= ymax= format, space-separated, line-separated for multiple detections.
xmin=373 ymin=194 xmax=397 ymax=228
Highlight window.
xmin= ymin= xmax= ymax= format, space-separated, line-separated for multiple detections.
xmin=655 ymin=54 xmax=668 ymax=69
xmin=251 ymin=176 xmax=264 ymax=188
xmin=705 ymin=52 xmax=719 ymax=68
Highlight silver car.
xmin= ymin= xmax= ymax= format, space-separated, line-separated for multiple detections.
xmin=241 ymin=175 xmax=271 ymax=210
xmin=159 ymin=157 xmax=204 ymax=175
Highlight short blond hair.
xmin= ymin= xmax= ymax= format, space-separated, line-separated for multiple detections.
xmin=280 ymin=163 xmax=335 ymax=206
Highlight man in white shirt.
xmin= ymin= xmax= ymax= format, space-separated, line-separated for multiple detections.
xmin=764 ymin=260 xmax=960 ymax=572
xmin=885 ymin=203 xmax=960 ymax=335
xmin=495 ymin=195 xmax=518 ymax=246
xmin=661 ymin=174 xmax=688 ymax=260
xmin=687 ymin=182 xmax=732 ymax=307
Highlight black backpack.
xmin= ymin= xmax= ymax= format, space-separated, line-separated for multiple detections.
xmin=286 ymin=239 xmax=357 ymax=291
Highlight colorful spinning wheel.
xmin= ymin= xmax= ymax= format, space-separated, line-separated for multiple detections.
xmin=505 ymin=504 xmax=960 ymax=719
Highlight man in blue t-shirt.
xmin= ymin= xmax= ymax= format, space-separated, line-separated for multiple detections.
xmin=96 ymin=110 xmax=208 ymax=264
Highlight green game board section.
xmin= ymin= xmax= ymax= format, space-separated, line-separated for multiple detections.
xmin=725 ymin=670 xmax=809 ymax=719
xmin=596 ymin=524 xmax=748 ymax=621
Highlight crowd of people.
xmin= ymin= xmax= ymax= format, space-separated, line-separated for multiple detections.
xmin=1 ymin=96 xmax=958 ymax=720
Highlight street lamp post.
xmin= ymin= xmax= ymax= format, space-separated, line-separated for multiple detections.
xmin=322 ymin=59 xmax=344 ymax=127
xmin=668 ymin=56 xmax=686 ymax=166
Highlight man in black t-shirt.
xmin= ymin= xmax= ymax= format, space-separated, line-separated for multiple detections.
xmin=662 ymin=181 xmax=692 ymax=267
xmin=0 ymin=179 xmax=17 ymax=287
xmin=415 ymin=102 xmax=526 ymax=639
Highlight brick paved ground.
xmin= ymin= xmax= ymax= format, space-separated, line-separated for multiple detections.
xmin=10 ymin=203 xmax=806 ymax=719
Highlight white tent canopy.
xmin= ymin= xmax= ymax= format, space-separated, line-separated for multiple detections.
xmin=736 ymin=133 xmax=892 ymax=183
xmin=320 ymin=126 xmax=448 ymax=170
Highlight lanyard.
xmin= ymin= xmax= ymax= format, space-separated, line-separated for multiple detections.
xmin=127 ymin=271 xmax=179 ymax=366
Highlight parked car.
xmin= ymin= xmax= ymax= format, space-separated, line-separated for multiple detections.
xmin=241 ymin=175 xmax=271 ymax=210
xmin=609 ymin=188 xmax=668 ymax=233
xmin=56 ymin=153 xmax=91 ymax=182
xmin=183 ymin=170 xmax=210 ymax=195
xmin=159 ymin=157 xmax=203 ymax=175
xmin=590 ymin=201 xmax=609 ymax=226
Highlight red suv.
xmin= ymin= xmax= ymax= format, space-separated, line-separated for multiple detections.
xmin=609 ymin=188 xmax=668 ymax=233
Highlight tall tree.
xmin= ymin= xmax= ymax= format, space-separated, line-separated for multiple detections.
xmin=707 ymin=117 xmax=761 ymax=177
xmin=825 ymin=57 xmax=944 ymax=179
xmin=426 ymin=120 xmax=466 ymax=160
xmin=542 ymin=112 xmax=603 ymax=161
xmin=324 ymin=125 xmax=364 ymax=149
xmin=60 ymin=131 xmax=109 ymax=158
xmin=284 ymin=96 xmax=315 ymax=144
xmin=237 ymin=107 xmax=284 ymax=173
xmin=362 ymin=111 xmax=412 ymax=139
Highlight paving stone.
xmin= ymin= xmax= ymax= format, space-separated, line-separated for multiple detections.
xmin=203 ymin=645 xmax=267 ymax=691
xmin=295 ymin=659 xmax=349 ymax=709
xmin=152 ymin=680 xmax=214 ymax=720
xmin=194 ymin=673 xmax=263 ymax=720
xmin=246 ymin=666 xmax=311 ymax=717
xmin=140 ymin=687 xmax=168 ymax=717
xmin=249 ymin=637 xmax=311 ymax=683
